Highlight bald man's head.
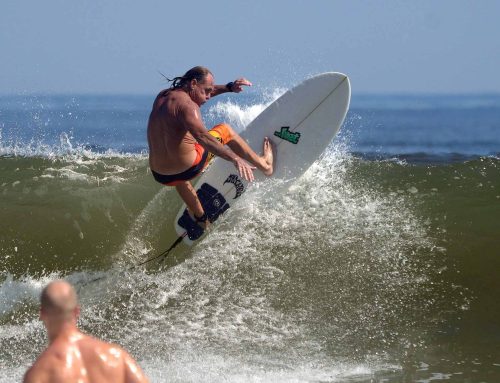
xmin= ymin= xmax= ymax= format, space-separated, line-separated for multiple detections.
xmin=40 ymin=280 xmax=79 ymax=319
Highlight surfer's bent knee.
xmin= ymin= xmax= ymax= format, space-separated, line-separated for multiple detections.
xmin=209 ymin=123 xmax=235 ymax=144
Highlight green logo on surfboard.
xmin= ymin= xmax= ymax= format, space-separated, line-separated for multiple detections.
xmin=274 ymin=127 xmax=301 ymax=144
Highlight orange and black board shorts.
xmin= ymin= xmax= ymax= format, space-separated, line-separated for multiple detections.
xmin=151 ymin=123 xmax=233 ymax=186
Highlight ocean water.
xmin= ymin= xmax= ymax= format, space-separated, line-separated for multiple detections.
xmin=0 ymin=87 xmax=499 ymax=382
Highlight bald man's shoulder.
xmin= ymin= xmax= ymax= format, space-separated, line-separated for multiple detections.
xmin=23 ymin=347 xmax=61 ymax=383
xmin=23 ymin=334 xmax=149 ymax=383
xmin=79 ymin=335 xmax=150 ymax=383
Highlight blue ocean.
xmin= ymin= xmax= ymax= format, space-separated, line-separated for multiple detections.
xmin=1 ymin=86 xmax=499 ymax=382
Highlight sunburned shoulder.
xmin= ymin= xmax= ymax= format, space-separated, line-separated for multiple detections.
xmin=168 ymin=89 xmax=198 ymax=106
xmin=23 ymin=349 xmax=61 ymax=383
xmin=157 ymin=88 xmax=185 ymax=101
xmin=79 ymin=336 xmax=128 ymax=361
xmin=154 ymin=89 xmax=197 ymax=115
xmin=23 ymin=365 xmax=41 ymax=383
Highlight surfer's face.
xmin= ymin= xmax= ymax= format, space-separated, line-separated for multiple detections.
xmin=189 ymin=74 xmax=214 ymax=106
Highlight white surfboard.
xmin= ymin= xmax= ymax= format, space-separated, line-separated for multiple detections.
xmin=174 ymin=72 xmax=351 ymax=245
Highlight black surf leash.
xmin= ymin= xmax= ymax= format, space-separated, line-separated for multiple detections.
xmin=134 ymin=232 xmax=186 ymax=267
xmin=77 ymin=186 xmax=221 ymax=291
xmin=76 ymin=232 xmax=187 ymax=291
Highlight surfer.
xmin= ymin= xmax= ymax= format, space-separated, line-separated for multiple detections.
xmin=147 ymin=66 xmax=274 ymax=226
xmin=23 ymin=280 xmax=149 ymax=383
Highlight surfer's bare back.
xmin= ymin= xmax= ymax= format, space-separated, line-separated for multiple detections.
xmin=147 ymin=66 xmax=273 ymax=225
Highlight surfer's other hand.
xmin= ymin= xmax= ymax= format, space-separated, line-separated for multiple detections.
xmin=233 ymin=157 xmax=255 ymax=181
xmin=230 ymin=78 xmax=252 ymax=93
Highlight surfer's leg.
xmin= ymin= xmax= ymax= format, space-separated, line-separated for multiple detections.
xmin=211 ymin=123 xmax=274 ymax=176
xmin=175 ymin=181 xmax=205 ymax=219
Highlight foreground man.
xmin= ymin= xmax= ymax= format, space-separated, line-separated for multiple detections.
xmin=24 ymin=280 xmax=149 ymax=383
xmin=147 ymin=66 xmax=274 ymax=225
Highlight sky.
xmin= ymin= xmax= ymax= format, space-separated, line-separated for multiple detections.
xmin=1 ymin=0 xmax=499 ymax=94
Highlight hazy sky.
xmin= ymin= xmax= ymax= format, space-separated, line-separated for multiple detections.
xmin=1 ymin=0 xmax=499 ymax=94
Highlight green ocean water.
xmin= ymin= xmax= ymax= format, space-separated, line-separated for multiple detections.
xmin=1 ymin=148 xmax=499 ymax=382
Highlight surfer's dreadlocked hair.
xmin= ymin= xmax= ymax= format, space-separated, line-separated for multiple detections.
xmin=162 ymin=66 xmax=213 ymax=89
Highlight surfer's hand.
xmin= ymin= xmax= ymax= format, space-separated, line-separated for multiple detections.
xmin=233 ymin=157 xmax=255 ymax=181
xmin=230 ymin=78 xmax=252 ymax=93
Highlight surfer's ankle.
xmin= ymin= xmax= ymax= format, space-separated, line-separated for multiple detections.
xmin=260 ymin=159 xmax=273 ymax=176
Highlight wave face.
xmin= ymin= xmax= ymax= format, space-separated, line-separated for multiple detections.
xmin=1 ymin=91 xmax=499 ymax=382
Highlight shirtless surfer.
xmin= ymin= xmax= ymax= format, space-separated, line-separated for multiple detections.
xmin=147 ymin=66 xmax=274 ymax=226
xmin=23 ymin=280 xmax=149 ymax=383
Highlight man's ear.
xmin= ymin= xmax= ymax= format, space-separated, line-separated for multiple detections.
xmin=190 ymin=78 xmax=198 ymax=89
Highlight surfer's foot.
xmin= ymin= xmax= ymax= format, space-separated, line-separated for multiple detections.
xmin=191 ymin=211 xmax=210 ymax=230
xmin=197 ymin=219 xmax=210 ymax=230
xmin=261 ymin=137 xmax=274 ymax=176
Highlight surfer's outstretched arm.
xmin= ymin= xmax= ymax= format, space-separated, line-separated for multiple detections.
xmin=210 ymin=78 xmax=252 ymax=97
xmin=180 ymin=103 xmax=257 ymax=181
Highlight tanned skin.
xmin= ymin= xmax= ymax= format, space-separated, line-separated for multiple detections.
xmin=23 ymin=280 xmax=149 ymax=383
xmin=147 ymin=72 xmax=274 ymax=223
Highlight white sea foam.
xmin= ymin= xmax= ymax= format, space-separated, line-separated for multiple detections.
xmin=0 ymin=273 xmax=61 ymax=315
xmin=142 ymin=352 xmax=400 ymax=383
xmin=206 ymin=88 xmax=286 ymax=131
xmin=0 ymin=131 xmax=146 ymax=160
